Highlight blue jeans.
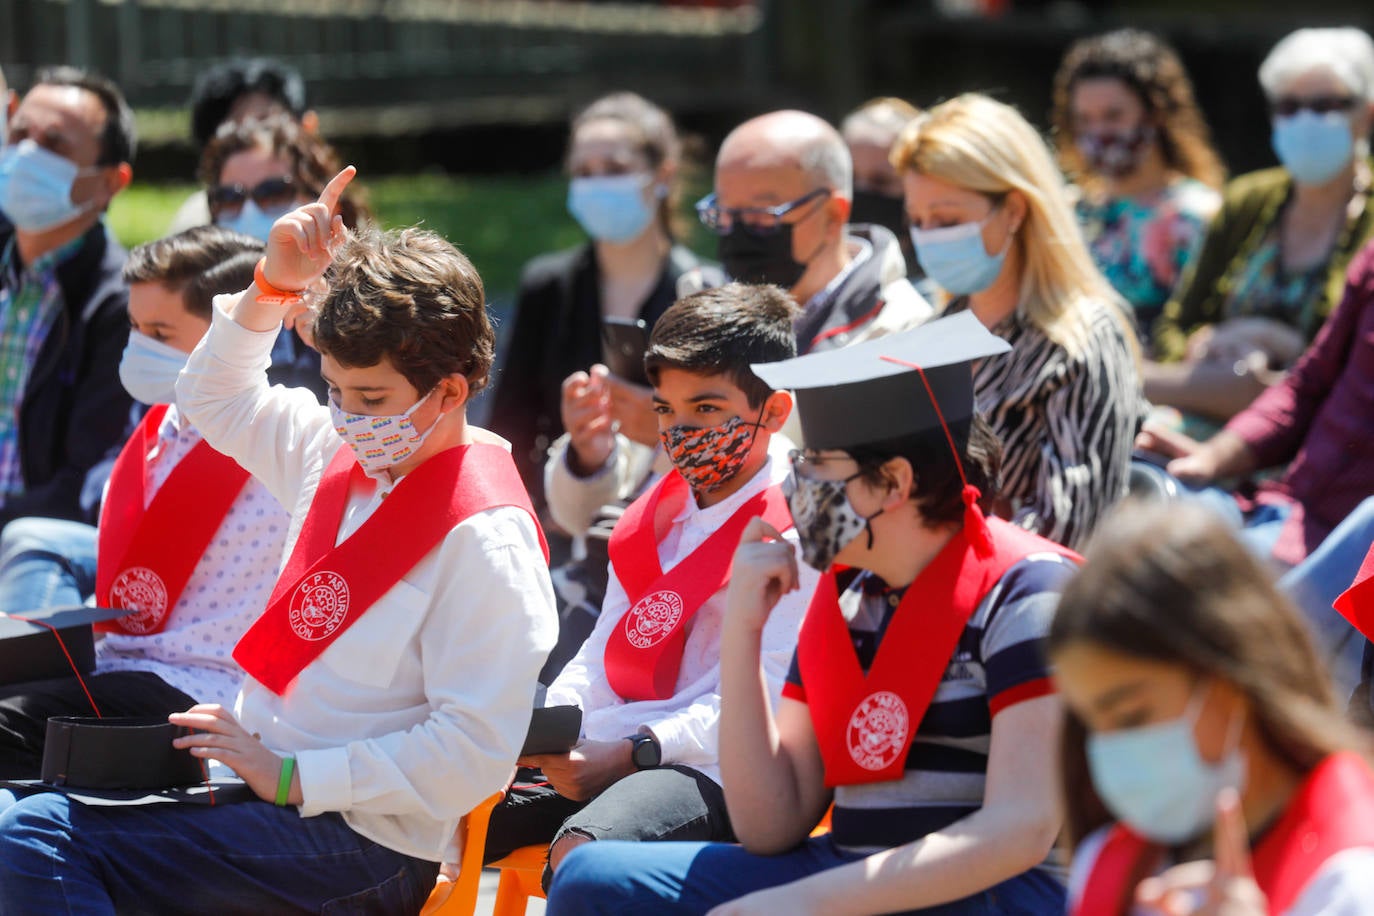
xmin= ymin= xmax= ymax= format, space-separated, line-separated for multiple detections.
xmin=1278 ymin=496 xmax=1374 ymax=700
xmin=1184 ymin=486 xmax=1291 ymax=561
xmin=0 ymin=517 xmax=98 ymax=613
xmin=546 ymin=835 xmax=1065 ymax=915
xmin=0 ymin=791 xmax=439 ymax=914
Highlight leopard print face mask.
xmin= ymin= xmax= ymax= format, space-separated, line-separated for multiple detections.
xmin=660 ymin=411 xmax=763 ymax=495
xmin=783 ymin=470 xmax=880 ymax=571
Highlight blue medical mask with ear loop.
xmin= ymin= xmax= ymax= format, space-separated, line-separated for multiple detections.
xmin=119 ymin=332 xmax=190 ymax=406
xmin=0 ymin=140 xmax=102 ymax=232
xmin=909 ymin=209 xmax=1012 ymax=296
xmin=1086 ymin=681 xmax=1247 ymax=845
xmin=1272 ymin=111 xmax=1357 ymax=186
xmin=567 ymin=174 xmax=663 ymax=243
xmin=217 ymin=199 xmax=293 ymax=243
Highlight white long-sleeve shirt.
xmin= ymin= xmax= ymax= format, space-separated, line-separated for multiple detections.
xmin=176 ymin=297 xmax=558 ymax=862
xmin=544 ymin=439 xmax=815 ymax=786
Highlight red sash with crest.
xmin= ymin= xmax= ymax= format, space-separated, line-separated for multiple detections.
xmin=799 ymin=517 xmax=1076 ymax=787
xmin=1073 ymin=753 xmax=1374 ymax=916
xmin=94 ymin=404 xmax=251 ymax=636
xmin=234 ymin=443 xmax=547 ymax=695
xmin=604 ymin=470 xmax=793 ymax=702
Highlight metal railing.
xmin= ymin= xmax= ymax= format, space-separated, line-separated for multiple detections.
xmin=0 ymin=0 xmax=774 ymax=135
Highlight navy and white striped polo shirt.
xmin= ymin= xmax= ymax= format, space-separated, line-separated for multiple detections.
xmin=783 ymin=552 xmax=1076 ymax=855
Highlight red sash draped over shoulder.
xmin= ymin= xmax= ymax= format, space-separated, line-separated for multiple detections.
xmin=799 ymin=517 xmax=1076 ymax=787
xmin=95 ymin=404 xmax=251 ymax=636
xmin=234 ymin=443 xmax=546 ymax=695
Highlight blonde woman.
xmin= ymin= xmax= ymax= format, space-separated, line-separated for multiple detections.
xmin=892 ymin=93 xmax=1143 ymax=549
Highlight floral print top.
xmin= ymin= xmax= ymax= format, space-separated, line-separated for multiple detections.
xmin=1076 ymin=178 xmax=1220 ymax=339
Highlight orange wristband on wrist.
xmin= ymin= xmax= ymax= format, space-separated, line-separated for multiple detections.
xmin=253 ymin=259 xmax=305 ymax=307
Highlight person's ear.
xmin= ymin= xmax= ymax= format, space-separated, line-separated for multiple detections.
xmin=301 ymin=110 xmax=321 ymax=136
xmin=1002 ymin=189 xmax=1028 ymax=235
xmin=827 ymin=193 xmax=852 ymax=238
xmin=760 ymin=389 xmax=793 ymax=433
xmin=437 ymin=372 xmax=470 ymax=412
xmin=107 ymin=162 xmax=133 ymax=197
xmin=1356 ymin=100 xmax=1374 ymax=141
xmin=653 ymin=158 xmax=677 ymax=192
xmin=880 ymin=455 xmax=915 ymax=507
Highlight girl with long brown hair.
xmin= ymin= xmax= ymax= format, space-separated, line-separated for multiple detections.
xmin=1051 ymin=501 xmax=1374 ymax=915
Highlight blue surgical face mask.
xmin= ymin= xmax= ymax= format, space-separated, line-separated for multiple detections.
xmin=1272 ymin=111 xmax=1356 ymax=186
xmin=567 ymin=174 xmax=660 ymax=244
xmin=0 ymin=139 xmax=102 ymax=232
xmin=119 ymin=331 xmax=191 ymax=406
xmin=909 ymin=209 xmax=1010 ymax=296
xmin=216 ymin=199 xmax=292 ymax=243
xmin=1086 ymin=681 xmax=1247 ymax=845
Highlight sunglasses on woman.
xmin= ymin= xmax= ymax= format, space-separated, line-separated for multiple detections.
xmin=207 ymin=176 xmax=297 ymax=217
xmin=1270 ymin=95 xmax=1358 ymax=117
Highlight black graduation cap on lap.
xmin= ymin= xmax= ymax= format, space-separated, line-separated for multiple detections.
xmin=0 ymin=606 xmax=135 ymax=687
xmin=751 ymin=311 xmax=1011 ymax=554
xmin=3 ymin=716 xmax=255 ymax=806
xmin=750 ymin=310 xmax=1010 ymax=453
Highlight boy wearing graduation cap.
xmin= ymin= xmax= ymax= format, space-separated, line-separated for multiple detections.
xmin=0 ymin=225 xmax=290 ymax=778
xmin=0 ymin=170 xmax=558 ymax=913
xmin=482 ymin=282 xmax=819 ymax=889
xmin=549 ymin=312 xmax=1080 ymax=915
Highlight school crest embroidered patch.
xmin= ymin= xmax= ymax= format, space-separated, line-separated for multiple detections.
xmin=109 ymin=566 xmax=170 ymax=634
xmin=288 ymin=571 xmax=351 ymax=641
xmin=623 ymin=589 xmax=685 ymax=649
xmin=846 ymin=690 xmax=910 ymax=772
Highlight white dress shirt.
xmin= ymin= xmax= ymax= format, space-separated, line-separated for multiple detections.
xmin=544 ymin=437 xmax=816 ymax=786
xmin=177 ymin=297 xmax=559 ymax=863
xmin=94 ymin=406 xmax=289 ymax=706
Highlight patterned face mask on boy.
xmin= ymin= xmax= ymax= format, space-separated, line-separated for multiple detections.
xmin=660 ymin=410 xmax=764 ymax=495
xmin=330 ymin=388 xmax=440 ymax=474
xmin=783 ymin=467 xmax=881 ymax=571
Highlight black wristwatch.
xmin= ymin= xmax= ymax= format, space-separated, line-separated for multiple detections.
xmin=625 ymin=732 xmax=661 ymax=770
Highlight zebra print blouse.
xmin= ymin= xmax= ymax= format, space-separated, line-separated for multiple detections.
xmin=962 ymin=298 xmax=1143 ymax=550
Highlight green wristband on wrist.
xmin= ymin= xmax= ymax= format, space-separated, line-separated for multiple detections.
xmin=275 ymin=756 xmax=296 ymax=807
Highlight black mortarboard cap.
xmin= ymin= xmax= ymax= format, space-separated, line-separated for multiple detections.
xmin=750 ymin=311 xmax=1010 ymax=453
xmin=1 ymin=716 xmax=257 ymax=807
xmin=0 ymin=606 xmax=136 ymax=687
xmin=40 ymin=717 xmax=205 ymax=790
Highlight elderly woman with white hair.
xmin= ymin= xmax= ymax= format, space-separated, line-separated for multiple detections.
xmin=1146 ymin=26 xmax=1374 ymax=425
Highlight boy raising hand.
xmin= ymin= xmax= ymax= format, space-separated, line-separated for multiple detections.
xmin=0 ymin=169 xmax=558 ymax=913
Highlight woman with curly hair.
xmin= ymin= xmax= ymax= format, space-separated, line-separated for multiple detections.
xmin=1053 ymin=28 xmax=1224 ymax=341
xmin=198 ymin=114 xmax=368 ymax=399
xmin=199 ymin=113 xmax=369 ymax=239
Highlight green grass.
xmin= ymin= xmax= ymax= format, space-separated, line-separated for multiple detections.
xmin=107 ymin=172 xmax=716 ymax=302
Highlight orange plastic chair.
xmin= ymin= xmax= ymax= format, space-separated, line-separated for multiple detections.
xmin=420 ymin=791 xmax=503 ymax=916
xmin=421 ymin=789 xmax=549 ymax=916
xmin=422 ymin=795 xmax=833 ymax=916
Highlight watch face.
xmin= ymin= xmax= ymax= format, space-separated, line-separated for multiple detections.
xmin=632 ymin=736 xmax=660 ymax=769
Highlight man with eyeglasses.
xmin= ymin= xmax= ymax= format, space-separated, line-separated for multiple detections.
xmin=700 ymin=109 xmax=932 ymax=355
xmin=0 ymin=67 xmax=135 ymax=534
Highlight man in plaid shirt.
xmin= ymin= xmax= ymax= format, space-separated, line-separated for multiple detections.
xmin=0 ymin=66 xmax=134 ymax=531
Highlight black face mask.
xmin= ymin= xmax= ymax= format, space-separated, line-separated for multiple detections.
xmin=717 ymin=223 xmax=808 ymax=290
xmin=849 ymin=189 xmax=906 ymax=238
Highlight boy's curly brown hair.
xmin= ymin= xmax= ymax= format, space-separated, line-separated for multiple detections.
xmin=312 ymin=227 xmax=494 ymax=398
